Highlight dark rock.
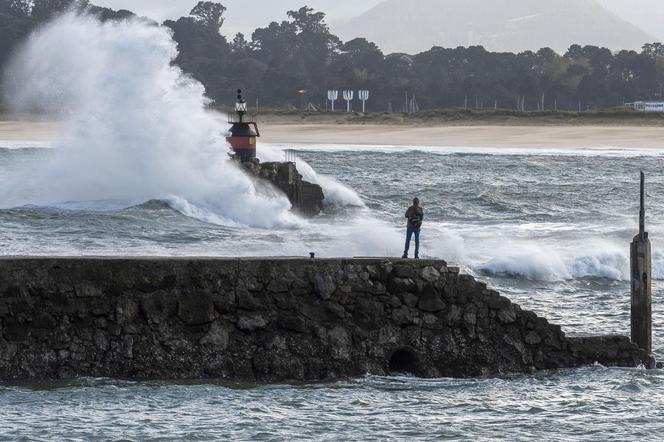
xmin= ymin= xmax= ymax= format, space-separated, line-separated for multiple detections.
xmin=212 ymin=290 xmax=236 ymax=313
xmin=325 ymin=302 xmax=346 ymax=319
xmin=120 ymin=335 xmax=133 ymax=359
xmin=314 ymin=273 xmax=335 ymax=300
xmin=116 ymin=299 xmax=139 ymax=324
xmin=373 ymin=282 xmax=387 ymax=295
xmin=10 ymin=299 xmax=33 ymax=321
xmin=353 ymin=299 xmax=383 ymax=330
xmin=3 ymin=322 xmax=30 ymax=343
xmin=300 ymin=302 xmax=326 ymax=322
xmin=253 ymin=162 xmax=324 ymax=216
xmin=0 ymin=340 xmax=17 ymax=361
xmin=266 ymin=279 xmax=289 ymax=293
xmin=393 ymin=265 xmax=416 ymax=279
xmin=423 ymin=313 xmax=442 ymax=329
xmin=33 ymin=313 xmax=57 ymax=329
xmin=418 ymin=285 xmax=446 ymax=312
xmin=446 ymin=305 xmax=463 ymax=326
xmin=141 ymin=291 xmax=177 ymax=323
xmin=392 ymin=306 xmax=415 ymax=325
xmin=273 ymin=293 xmax=295 ymax=310
xmin=497 ymin=307 xmax=517 ymax=324
xmin=74 ymin=283 xmax=103 ymax=298
xmin=237 ymin=315 xmax=267 ymax=332
xmin=386 ymin=296 xmax=402 ymax=308
xmin=236 ymin=289 xmax=264 ymax=311
xmin=278 ymin=313 xmax=307 ymax=333
xmin=419 ymin=266 xmax=441 ymax=282
xmin=387 ymin=277 xmax=416 ymax=294
xmin=178 ymin=293 xmax=215 ymax=325
xmin=93 ymin=330 xmax=109 ymax=351
xmin=402 ymin=292 xmax=419 ymax=308
xmin=200 ymin=323 xmax=230 ymax=348
xmin=525 ymin=331 xmax=542 ymax=345
xmin=366 ymin=264 xmax=389 ymax=282
xmin=488 ymin=295 xmax=512 ymax=310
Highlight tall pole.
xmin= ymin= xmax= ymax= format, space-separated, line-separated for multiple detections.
xmin=631 ymin=171 xmax=652 ymax=357
xmin=639 ymin=172 xmax=645 ymax=238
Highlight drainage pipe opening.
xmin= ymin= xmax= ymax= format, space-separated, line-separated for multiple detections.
xmin=388 ymin=348 xmax=419 ymax=376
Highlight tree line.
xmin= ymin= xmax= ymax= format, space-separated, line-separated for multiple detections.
xmin=2 ymin=0 xmax=664 ymax=112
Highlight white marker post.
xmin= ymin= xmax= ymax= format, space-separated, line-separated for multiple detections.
xmin=343 ymin=90 xmax=354 ymax=113
xmin=359 ymin=90 xmax=370 ymax=113
xmin=327 ymin=90 xmax=339 ymax=111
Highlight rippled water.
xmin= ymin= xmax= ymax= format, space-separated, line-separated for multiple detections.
xmin=2 ymin=369 xmax=664 ymax=440
xmin=1 ymin=143 xmax=663 ymax=439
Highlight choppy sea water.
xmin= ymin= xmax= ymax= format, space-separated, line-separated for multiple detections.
xmin=1 ymin=142 xmax=663 ymax=440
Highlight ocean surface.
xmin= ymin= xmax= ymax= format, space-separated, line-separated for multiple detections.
xmin=1 ymin=142 xmax=663 ymax=440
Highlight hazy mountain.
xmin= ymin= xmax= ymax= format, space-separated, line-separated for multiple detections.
xmin=597 ymin=0 xmax=664 ymax=41
xmin=334 ymin=0 xmax=655 ymax=54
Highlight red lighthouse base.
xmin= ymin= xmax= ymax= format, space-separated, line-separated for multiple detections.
xmin=227 ymin=135 xmax=256 ymax=162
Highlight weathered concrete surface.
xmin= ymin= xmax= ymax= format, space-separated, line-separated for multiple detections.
xmin=0 ymin=257 xmax=646 ymax=381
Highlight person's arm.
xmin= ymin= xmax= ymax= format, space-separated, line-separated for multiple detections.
xmin=405 ymin=207 xmax=413 ymax=219
xmin=414 ymin=208 xmax=424 ymax=226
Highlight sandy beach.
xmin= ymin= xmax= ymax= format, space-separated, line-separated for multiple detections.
xmin=260 ymin=124 xmax=664 ymax=148
xmin=2 ymin=119 xmax=664 ymax=148
xmin=0 ymin=120 xmax=62 ymax=143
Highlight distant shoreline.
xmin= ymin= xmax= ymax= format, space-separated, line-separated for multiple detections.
xmin=2 ymin=110 xmax=664 ymax=149
xmin=8 ymin=108 xmax=664 ymax=127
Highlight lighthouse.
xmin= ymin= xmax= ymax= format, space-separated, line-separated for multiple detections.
xmin=227 ymin=89 xmax=260 ymax=162
xmin=224 ymin=88 xmax=325 ymax=216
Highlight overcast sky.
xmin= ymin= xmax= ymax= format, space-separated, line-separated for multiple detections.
xmin=94 ymin=0 xmax=664 ymax=41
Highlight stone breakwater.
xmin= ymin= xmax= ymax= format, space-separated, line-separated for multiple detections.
xmin=0 ymin=258 xmax=646 ymax=381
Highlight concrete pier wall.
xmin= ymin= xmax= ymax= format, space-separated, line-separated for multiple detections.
xmin=0 ymin=257 xmax=645 ymax=381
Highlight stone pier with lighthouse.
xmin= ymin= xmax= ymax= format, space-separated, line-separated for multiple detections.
xmin=226 ymin=90 xmax=324 ymax=216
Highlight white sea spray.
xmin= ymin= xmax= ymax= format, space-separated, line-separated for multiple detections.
xmin=2 ymin=12 xmax=296 ymax=228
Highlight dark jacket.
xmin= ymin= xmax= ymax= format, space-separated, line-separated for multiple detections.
xmin=405 ymin=205 xmax=424 ymax=229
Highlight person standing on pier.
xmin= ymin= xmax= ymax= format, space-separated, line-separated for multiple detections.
xmin=402 ymin=198 xmax=424 ymax=259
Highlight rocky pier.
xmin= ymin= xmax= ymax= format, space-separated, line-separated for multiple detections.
xmin=0 ymin=257 xmax=646 ymax=381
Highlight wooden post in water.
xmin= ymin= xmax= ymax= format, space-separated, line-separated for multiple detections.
xmin=630 ymin=171 xmax=652 ymax=356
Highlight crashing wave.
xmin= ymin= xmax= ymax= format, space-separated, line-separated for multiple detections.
xmin=125 ymin=199 xmax=174 ymax=211
xmin=477 ymin=244 xmax=664 ymax=282
xmin=1 ymin=12 xmax=299 ymax=228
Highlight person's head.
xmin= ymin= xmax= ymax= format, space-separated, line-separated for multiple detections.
xmin=413 ymin=197 xmax=420 ymax=207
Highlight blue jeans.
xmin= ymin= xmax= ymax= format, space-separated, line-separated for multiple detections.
xmin=403 ymin=227 xmax=420 ymax=258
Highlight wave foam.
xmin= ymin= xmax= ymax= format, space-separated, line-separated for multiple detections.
xmin=257 ymin=144 xmax=365 ymax=207
xmin=1 ymin=13 xmax=297 ymax=228
xmin=478 ymin=244 xmax=636 ymax=282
